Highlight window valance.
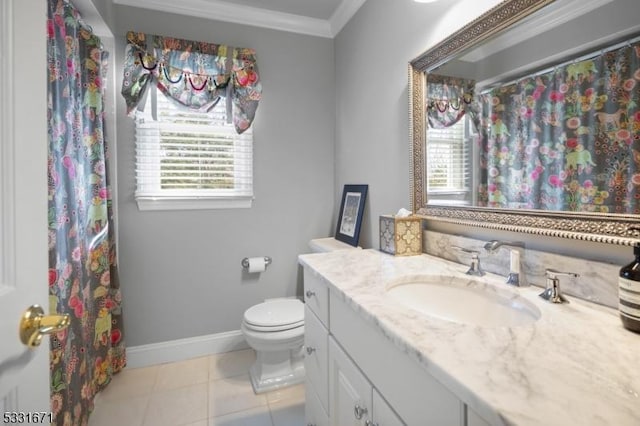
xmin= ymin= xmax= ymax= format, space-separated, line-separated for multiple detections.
xmin=121 ymin=31 xmax=261 ymax=134
xmin=426 ymin=74 xmax=475 ymax=129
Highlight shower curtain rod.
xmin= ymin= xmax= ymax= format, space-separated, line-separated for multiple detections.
xmin=480 ymin=33 xmax=640 ymax=94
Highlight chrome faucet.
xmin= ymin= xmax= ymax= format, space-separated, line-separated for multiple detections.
xmin=539 ymin=269 xmax=579 ymax=304
xmin=452 ymin=246 xmax=485 ymax=276
xmin=483 ymin=240 xmax=525 ymax=286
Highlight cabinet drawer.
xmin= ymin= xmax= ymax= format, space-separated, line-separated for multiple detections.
xmin=304 ymin=268 xmax=329 ymax=326
xmin=304 ymin=306 xmax=329 ymax=413
xmin=305 ymin=379 xmax=329 ymax=426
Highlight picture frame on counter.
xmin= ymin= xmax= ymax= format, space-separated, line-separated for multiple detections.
xmin=335 ymin=184 xmax=368 ymax=247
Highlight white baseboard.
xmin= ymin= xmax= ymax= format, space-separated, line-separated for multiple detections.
xmin=125 ymin=330 xmax=250 ymax=369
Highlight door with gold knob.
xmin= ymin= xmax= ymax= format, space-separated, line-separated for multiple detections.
xmin=0 ymin=0 xmax=50 ymax=416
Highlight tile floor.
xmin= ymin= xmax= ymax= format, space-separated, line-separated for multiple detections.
xmin=89 ymin=349 xmax=305 ymax=426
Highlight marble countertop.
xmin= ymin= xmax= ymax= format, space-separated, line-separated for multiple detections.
xmin=298 ymin=249 xmax=640 ymax=426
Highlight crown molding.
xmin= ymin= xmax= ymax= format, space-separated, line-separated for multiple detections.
xmin=329 ymin=0 xmax=368 ymax=37
xmin=112 ymin=0 xmax=368 ymax=38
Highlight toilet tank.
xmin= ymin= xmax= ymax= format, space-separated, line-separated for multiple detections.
xmin=308 ymin=237 xmax=360 ymax=253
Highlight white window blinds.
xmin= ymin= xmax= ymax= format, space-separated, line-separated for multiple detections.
xmin=427 ymin=118 xmax=469 ymax=194
xmin=134 ymin=88 xmax=253 ymax=210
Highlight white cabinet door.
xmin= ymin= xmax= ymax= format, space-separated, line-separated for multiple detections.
xmin=305 ymin=306 xmax=329 ymax=413
xmin=329 ymin=337 xmax=372 ymax=426
xmin=305 ymin=379 xmax=329 ymax=426
xmin=373 ymin=389 xmax=405 ymax=426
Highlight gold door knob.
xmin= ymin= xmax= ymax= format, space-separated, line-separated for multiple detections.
xmin=19 ymin=305 xmax=70 ymax=349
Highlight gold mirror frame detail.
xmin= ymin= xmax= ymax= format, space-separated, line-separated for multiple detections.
xmin=409 ymin=0 xmax=640 ymax=246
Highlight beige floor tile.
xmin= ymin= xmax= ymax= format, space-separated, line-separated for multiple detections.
xmin=209 ymin=406 xmax=273 ymax=426
xmin=209 ymin=349 xmax=256 ymax=380
xmin=155 ymin=356 xmax=210 ymax=391
xmin=268 ymin=399 xmax=305 ymax=426
xmin=264 ymin=383 xmax=305 ymax=406
xmin=143 ymin=383 xmax=208 ymax=426
xmin=98 ymin=365 xmax=159 ymax=401
xmin=209 ymin=375 xmax=268 ymax=418
xmin=89 ymin=394 xmax=149 ymax=426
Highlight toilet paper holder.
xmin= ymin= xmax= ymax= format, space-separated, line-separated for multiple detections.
xmin=241 ymin=256 xmax=272 ymax=270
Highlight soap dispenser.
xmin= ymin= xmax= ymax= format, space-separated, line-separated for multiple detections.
xmin=619 ymin=242 xmax=640 ymax=333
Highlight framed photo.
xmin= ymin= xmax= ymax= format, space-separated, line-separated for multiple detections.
xmin=335 ymin=184 xmax=368 ymax=247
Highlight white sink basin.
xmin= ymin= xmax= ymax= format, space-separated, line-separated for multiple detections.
xmin=386 ymin=275 xmax=541 ymax=327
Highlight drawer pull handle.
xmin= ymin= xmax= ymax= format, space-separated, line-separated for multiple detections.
xmin=306 ymin=346 xmax=316 ymax=355
xmin=354 ymin=404 xmax=368 ymax=420
xmin=305 ymin=290 xmax=316 ymax=298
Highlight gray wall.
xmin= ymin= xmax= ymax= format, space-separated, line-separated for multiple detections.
xmin=335 ymin=0 xmax=629 ymax=263
xmin=109 ymin=6 xmax=336 ymax=346
xmin=334 ymin=0 xmax=503 ymax=248
xmin=106 ymin=0 xmax=633 ymax=347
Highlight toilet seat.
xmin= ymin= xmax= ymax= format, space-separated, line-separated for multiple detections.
xmin=243 ymin=299 xmax=303 ymax=331
xmin=243 ymin=319 xmax=304 ymax=332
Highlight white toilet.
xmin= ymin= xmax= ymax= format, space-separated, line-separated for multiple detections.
xmin=241 ymin=237 xmax=358 ymax=394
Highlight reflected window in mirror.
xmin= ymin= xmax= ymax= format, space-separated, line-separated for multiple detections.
xmin=426 ymin=74 xmax=477 ymax=206
xmin=427 ymin=116 xmax=475 ymax=206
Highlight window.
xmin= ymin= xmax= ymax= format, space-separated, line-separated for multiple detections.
xmin=426 ymin=117 xmax=471 ymax=205
xmin=134 ymin=88 xmax=253 ymax=210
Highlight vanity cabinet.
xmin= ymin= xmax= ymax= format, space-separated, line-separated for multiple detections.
xmin=303 ymin=265 xmax=467 ymax=426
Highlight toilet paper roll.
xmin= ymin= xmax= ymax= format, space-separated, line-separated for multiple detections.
xmin=247 ymin=257 xmax=267 ymax=273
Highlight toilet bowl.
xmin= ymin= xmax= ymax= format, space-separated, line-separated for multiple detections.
xmin=241 ymin=237 xmax=358 ymax=394
xmin=241 ymin=298 xmax=305 ymax=393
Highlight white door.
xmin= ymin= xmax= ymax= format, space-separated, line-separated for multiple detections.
xmin=0 ymin=0 xmax=52 ymax=417
xmin=328 ymin=338 xmax=372 ymax=426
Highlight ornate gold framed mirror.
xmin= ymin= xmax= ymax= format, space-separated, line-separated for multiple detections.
xmin=409 ymin=0 xmax=640 ymax=245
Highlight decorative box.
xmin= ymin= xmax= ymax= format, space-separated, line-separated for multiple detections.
xmin=379 ymin=215 xmax=423 ymax=256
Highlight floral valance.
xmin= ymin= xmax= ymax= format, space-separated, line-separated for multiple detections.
xmin=477 ymin=39 xmax=640 ymax=213
xmin=121 ymin=31 xmax=261 ymax=134
xmin=426 ymin=74 xmax=475 ymax=128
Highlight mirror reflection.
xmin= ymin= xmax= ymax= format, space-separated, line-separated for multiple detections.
xmin=424 ymin=0 xmax=640 ymax=214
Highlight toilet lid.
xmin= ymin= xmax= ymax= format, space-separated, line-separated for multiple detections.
xmin=244 ymin=299 xmax=304 ymax=328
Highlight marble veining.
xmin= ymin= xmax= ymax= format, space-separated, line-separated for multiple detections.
xmin=424 ymin=231 xmax=620 ymax=308
xmin=298 ymin=249 xmax=640 ymax=426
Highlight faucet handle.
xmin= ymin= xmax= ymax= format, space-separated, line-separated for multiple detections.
xmin=451 ymin=246 xmax=484 ymax=276
xmin=545 ymin=268 xmax=579 ymax=279
xmin=540 ymin=269 xmax=579 ymax=303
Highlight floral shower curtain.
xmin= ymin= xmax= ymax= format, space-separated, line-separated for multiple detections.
xmin=477 ymin=39 xmax=640 ymax=212
xmin=47 ymin=1 xmax=125 ymax=424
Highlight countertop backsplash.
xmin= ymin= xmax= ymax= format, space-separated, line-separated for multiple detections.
xmin=423 ymin=230 xmax=620 ymax=308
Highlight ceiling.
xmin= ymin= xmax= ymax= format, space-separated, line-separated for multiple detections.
xmin=111 ymin=0 xmax=368 ymax=38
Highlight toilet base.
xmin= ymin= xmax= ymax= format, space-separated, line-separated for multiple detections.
xmin=249 ymin=347 xmax=305 ymax=394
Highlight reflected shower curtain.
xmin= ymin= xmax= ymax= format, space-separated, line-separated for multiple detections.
xmin=477 ymin=40 xmax=640 ymax=212
xmin=47 ymin=1 xmax=125 ymax=424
